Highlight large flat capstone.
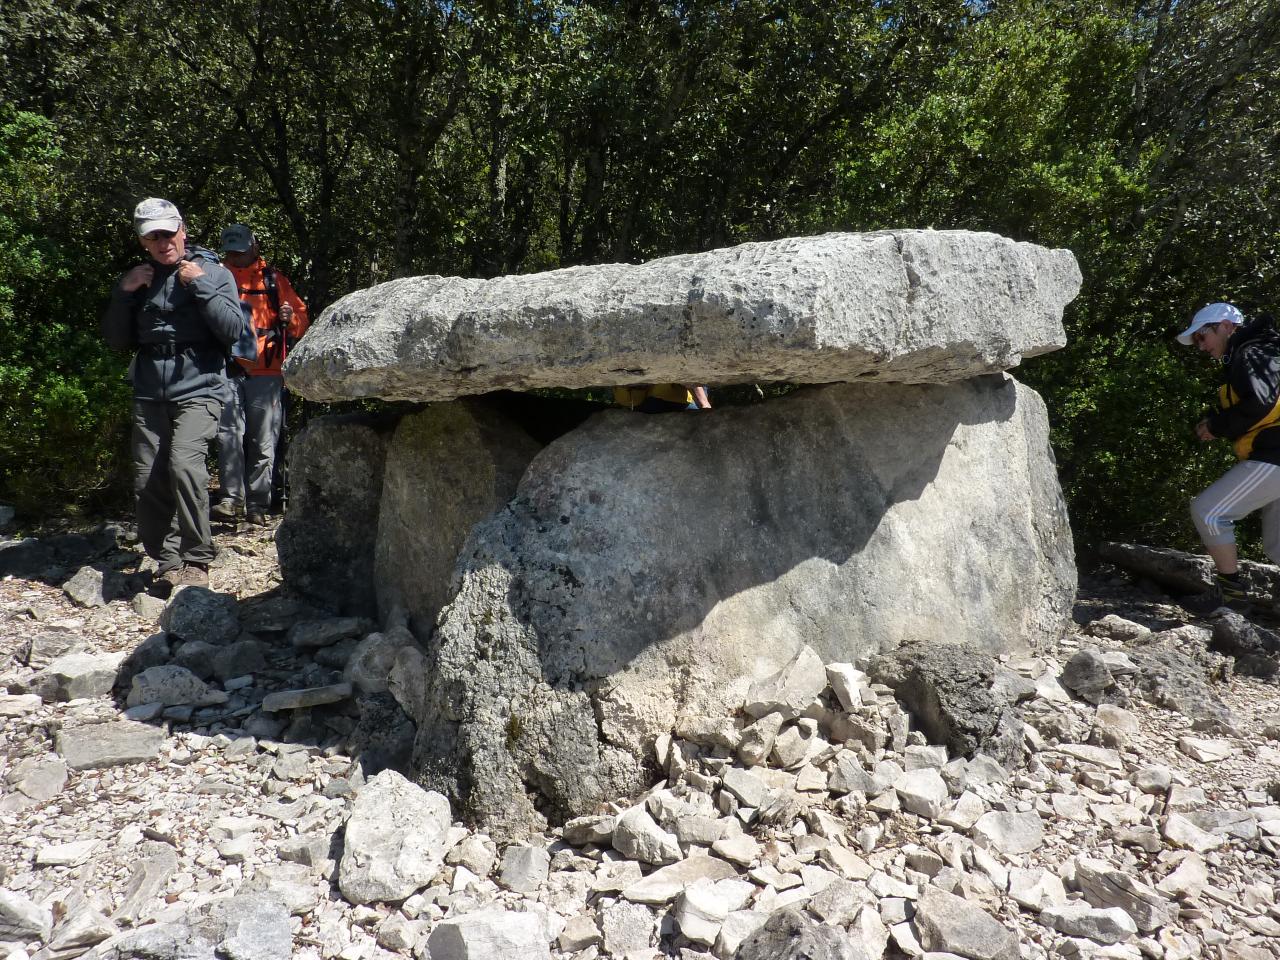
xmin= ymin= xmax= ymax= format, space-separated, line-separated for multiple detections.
xmin=402 ymin=375 xmax=1075 ymax=838
xmin=283 ymin=230 xmax=1080 ymax=402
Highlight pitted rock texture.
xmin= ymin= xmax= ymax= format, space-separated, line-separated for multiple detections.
xmin=284 ymin=230 xmax=1081 ymax=402
xmin=406 ymin=375 xmax=1075 ymax=837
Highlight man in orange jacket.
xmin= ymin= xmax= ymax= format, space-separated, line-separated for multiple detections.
xmin=212 ymin=223 xmax=310 ymax=525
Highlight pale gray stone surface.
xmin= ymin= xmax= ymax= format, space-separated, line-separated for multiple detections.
xmin=612 ymin=805 xmax=682 ymax=866
xmin=973 ymin=810 xmax=1045 ymax=855
xmin=285 ymin=230 xmax=1079 ymax=402
xmin=914 ymin=887 xmax=1019 ymax=960
xmin=497 ymin=843 xmax=550 ymax=893
xmin=55 ymin=720 xmax=165 ymax=771
xmin=343 ymin=625 xmax=417 ymax=695
xmin=1040 ymin=904 xmax=1137 ymax=944
xmin=408 ymin=376 xmax=1074 ymax=836
xmin=26 ymin=650 xmax=125 ymax=702
xmin=0 ymin=889 xmax=52 ymax=942
xmin=374 ymin=399 xmax=543 ymax=632
xmin=337 ymin=769 xmax=452 ymax=904
xmin=620 ymin=856 xmax=738 ymax=904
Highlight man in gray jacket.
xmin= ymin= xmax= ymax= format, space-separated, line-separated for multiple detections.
xmin=102 ymin=198 xmax=244 ymax=589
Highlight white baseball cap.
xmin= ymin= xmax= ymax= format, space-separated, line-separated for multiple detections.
xmin=133 ymin=197 xmax=183 ymax=236
xmin=1177 ymin=302 xmax=1244 ymax=345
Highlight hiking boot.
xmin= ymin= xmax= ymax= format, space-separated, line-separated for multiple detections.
xmin=245 ymin=510 xmax=268 ymax=527
xmin=211 ymin=499 xmax=243 ymax=523
xmin=171 ymin=563 xmax=209 ymax=588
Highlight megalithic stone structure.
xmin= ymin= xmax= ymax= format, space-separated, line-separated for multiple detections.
xmin=282 ymin=230 xmax=1080 ymax=402
xmin=280 ymin=229 xmax=1082 ymax=839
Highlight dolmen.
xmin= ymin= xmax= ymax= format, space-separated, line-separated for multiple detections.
xmin=280 ymin=230 xmax=1082 ymax=839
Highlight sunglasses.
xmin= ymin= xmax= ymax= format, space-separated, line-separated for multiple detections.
xmin=143 ymin=229 xmax=178 ymax=241
xmin=1191 ymin=325 xmax=1217 ymax=346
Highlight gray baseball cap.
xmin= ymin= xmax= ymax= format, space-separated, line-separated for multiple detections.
xmin=134 ymin=198 xmax=182 ymax=236
xmin=220 ymin=223 xmax=256 ymax=253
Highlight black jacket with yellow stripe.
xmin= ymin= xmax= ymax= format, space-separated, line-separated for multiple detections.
xmin=1207 ymin=315 xmax=1280 ymax=463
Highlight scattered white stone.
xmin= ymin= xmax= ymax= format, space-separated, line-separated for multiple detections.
xmin=824 ymin=662 xmax=867 ymax=711
xmin=613 ymin=804 xmax=682 ymax=866
xmin=1161 ymin=813 xmax=1225 ymax=853
xmin=1041 ymin=903 xmax=1138 ymax=944
xmin=896 ymin=767 xmax=949 ymax=819
xmin=1176 ymin=737 xmax=1236 ymax=762
xmin=972 ymin=810 xmax=1044 ymax=855
xmin=621 ymin=856 xmax=737 ymax=904
xmin=498 ymin=843 xmax=550 ymax=893
xmin=426 ymin=907 xmax=551 ymax=960
xmin=914 ymin=887 xmax=1018 ymax=960
xmin=338 ymin=769 xmax=452 ymax=904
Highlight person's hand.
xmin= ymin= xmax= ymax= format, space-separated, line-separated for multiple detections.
xmin=1196 ymin=418 xmax=1216 ymax=441
xmin=279 ymin=302 xmax=293 ymax=323
xmin=176 ymin=260 xmax=205 ymax=285
xmin=120 ymin=264 xmax=154 ymax=292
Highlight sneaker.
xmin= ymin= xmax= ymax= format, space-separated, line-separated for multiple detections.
xmin=171 ymin=563 xmax=209 ymax=588
xmin=245 ymin=511 xmax=268 ymax=527
xmin=211 ymin=499 xmax=243 ymax=522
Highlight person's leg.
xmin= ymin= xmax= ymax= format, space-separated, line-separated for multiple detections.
xmin=241 ymin=375 xmax=284 ymax=517
xmin=131 ymin=399 xmax=180 ymax=572
xmin=169 ymin=397 xmax=221 ymax=567
xmin=215 ymin=377 xmax=247 ymax=509
xmin=1262 ymin=499 xmax=1280 ymax=565
xmin=1191 ymin=460 xmax=1280 ymax=574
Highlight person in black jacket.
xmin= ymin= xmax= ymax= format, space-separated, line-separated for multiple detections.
xmin=102 ymin=198 xmax=244 ymax=589
xmin=1181 ymin=302 xmax=1280 ymax=604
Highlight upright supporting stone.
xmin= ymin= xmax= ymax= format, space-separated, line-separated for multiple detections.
xmin=278 ymin=413 xmax=398 ymax=617
xmin=407 ymin=376 xmax=1075 ymax=838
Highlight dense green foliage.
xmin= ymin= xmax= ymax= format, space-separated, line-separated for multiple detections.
xmin=0 ymin=0 xmax=1277 ymax=553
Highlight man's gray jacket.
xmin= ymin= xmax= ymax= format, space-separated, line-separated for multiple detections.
xmin=102 ymin=246 xmax=243 ymax=403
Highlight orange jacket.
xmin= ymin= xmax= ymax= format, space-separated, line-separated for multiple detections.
xmin=225 ymin=258 xmax=309 ymax=376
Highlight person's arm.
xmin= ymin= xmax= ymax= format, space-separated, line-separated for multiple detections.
xmin=101 ymin=266 xmax=152 ymax=351
xmin=181 ymin=261 xmax=245 ymax=347
xmin=277 ymin=273 xmax=310 ymax=342
xmin=1206 ymin=343 xmax=1280 ymax=439
xmin=690 ymin=386 xmax=711 ymax=409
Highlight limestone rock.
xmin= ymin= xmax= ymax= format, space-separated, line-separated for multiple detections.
xmin=411 ymin=376 xmax=1073 ymax=836
xmin=344 ymin=625 xmax=417 ymax=695
xmin=1060 ymin=650 xmax=1115 ymax=704
xmin=186 ymin=894 xmax=293 ymax=960
xmin=744 ymin=645 xmax=828 ymax=719
xmin=62 ymin=563 xmax=123 ymax=607
xmin=261 ymin=682 xmax=352 ymax=712
xmin=126 ymin=665 xmax=229 ymax=708
xmin=621 ymin=855 xmax=737 ymax=904
xmin=1040 ymin=904 xmax=1137 ymax=944
xmin=913 ymin=887 xmax=1019 ymax=960
xmin=287 ymin=617 xmax=367 ymax=648
xmin=158 ymin=586 xmax=240 ymax=645
xmin=735 ymin=905 xmax=867 ymax=960
xmin=338 ymin=769 xmax=452 ymax=904
xmin=973 ymin=811 xmax=1044 ymax=855
xmin=27 ymin=651 xmax=125 ymax=702
xmin=498 ymin=843 xmax=551 ymax=893
xmin=1074 ymin=859 xmax=1178 ymax=933
xmin=374 ymin=398 xmax=544 ymax=632
xmin=277 ymin=412 xmax=396 ymax=617
xmin=286 ymin=230 xmax=1080 ymax=402
xmin=55 ymin=719 xmax=165 ymax=771
xmin=868 ymin=640 xmax=1025 ymax=767
xmin=613 ymin=804 xmax=682 ymax=866
xmin=0 ymin=889 xmax=52 ymax=943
